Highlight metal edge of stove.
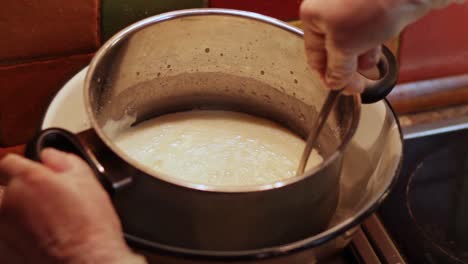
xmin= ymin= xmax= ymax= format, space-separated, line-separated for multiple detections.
xmin=346 ymin=215 xmax=406 ymax=264
xmin=402 ymin=115 xmax=468 ymax=140
xmin=350 ymin=227 xmax=381 ymax=263
xmin=361 ymin=215 xmax=406 ymax=264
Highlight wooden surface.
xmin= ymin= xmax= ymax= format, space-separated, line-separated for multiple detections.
xmin=398 ymin=103 xmax=468 ymax=128
xmin=388 ymin=74 xmax=468 ymax=114
xmin=362 ymin=215 xmax=406 ymax=264
xmin=391 ymin=2 xmax=468 ymax=113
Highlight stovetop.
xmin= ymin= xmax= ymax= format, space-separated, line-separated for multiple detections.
xmin=380 ymin=116 xmax=468 ymax=263
xmin=322 ymin=214 xmax=404 ymax=264
xmin=322 ymin=115 xmax=468 ymax=264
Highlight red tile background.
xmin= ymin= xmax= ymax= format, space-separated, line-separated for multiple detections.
xmin=0 ymin=0 xmax=99 ymax=64
xmin=0 ymin=54 xmax=93 ymax=146
xmin=398 ymin=2 xmax=468 ymax=83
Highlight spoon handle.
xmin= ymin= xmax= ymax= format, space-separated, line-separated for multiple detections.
xmin=296 ymin=90 xmax=341 ymax=176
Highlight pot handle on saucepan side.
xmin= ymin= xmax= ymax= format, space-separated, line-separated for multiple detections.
xmin=360 ymin=45 xmax=398 ymax=104
xmin=25 ymin=128 xmax=131 ymax=194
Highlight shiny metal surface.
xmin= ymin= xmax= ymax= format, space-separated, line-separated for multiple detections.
xmin=59 ymin=8 xmax=400 ymax=262
xmin=86 ymin=8 xmax=361 ymax=191
xmin=403 ymin=115 xmax=468 ymax=139
xmin=83 ymin=8 xmax=360 ymax=252
xmin=132 ymin=100 xmax=403 ymax=263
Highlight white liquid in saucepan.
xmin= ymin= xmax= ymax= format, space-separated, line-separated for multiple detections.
xmin=113 ymin=110 xmax=323 ymax=186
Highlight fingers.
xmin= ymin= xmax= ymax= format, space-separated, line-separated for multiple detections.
xmin=325 ymin=44 xmax=385 ymax=93
xmin=342 ymin=73 xmax=366 ymax=95
xmin=0 ymin=149 xmax=93 ymax=186
xmin=358 ymin=46 xmax=381 ymax=70
xmin=0 ymin=150 xmax=126 ymax=263
xmin=301 ymin=0 xmax=363 ymax=93
xmin=304 ymin=23 xmax=363 ymax=94
xmin=301 ymin=1 xmax=327 ymax=80
xmin=40 ymin=148 xmax=75 ymax=173
xmin=0 ymin=154 xmax=51 ymax=185
xmin=41 ymin=149 xmax=98 ymax=188
xmin=304 ymin=28 xmax=327 ymax=79
xmin=41 ymin=148 xmax=89 ymax=174
xmin=305 ymin=32 xmax=368 ymax=94
xmin=324 ymin=44 xmax=357 ymax=91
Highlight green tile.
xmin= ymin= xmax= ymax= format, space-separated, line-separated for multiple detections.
xmin=101 ymin=0 xmax=206 ymax=41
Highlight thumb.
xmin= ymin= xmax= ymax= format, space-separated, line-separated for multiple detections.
xmin=324 ymin=45 xmax=358 ymax=90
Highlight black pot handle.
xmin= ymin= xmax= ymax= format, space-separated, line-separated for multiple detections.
xmin=25 ymin=128 xmax=131 ymax=193
xmin=360 ymin=45 xmax=398 ymax=104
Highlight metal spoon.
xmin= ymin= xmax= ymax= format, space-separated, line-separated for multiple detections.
xmin=296 ymin=89 xmax=342 ymax=176
xmin=296 ymin=46 xmax=397 ymax=175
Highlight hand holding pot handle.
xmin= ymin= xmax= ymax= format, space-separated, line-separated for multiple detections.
xmin=0 ymin=144 xmax=145 ymax=263
xmin=25 ymin=128 xmax=133 ymax=193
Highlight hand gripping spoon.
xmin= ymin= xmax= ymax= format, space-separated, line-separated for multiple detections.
xmin=296 ymin=45 xmax=398 ymax=176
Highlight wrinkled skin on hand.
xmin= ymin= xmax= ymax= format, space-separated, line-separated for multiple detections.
xmin=0 ymin=149 xmax=146 ymax=264
xmin=300 ymin=0 xmax=454 ymax=94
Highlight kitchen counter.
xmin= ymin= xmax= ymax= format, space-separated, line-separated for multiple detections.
xmin=399 ymin=103 xmax=468 ymax=128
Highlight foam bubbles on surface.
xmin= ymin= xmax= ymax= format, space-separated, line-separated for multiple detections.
xmin=114 ymin=110 xmax=323 ymax=186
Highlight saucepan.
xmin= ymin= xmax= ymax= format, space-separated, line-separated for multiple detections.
xmin=26 ymin=9 xmax=400 ymax=262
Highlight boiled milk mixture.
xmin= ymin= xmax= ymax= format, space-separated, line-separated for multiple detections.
xmin=112 ymin=110 xmax=323 ymax=186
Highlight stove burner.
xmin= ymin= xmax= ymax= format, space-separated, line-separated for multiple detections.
xmin=380 ymin=127 xmax=468 ymax=264
xmin=407 ymin=142 xmax=468 ymax=263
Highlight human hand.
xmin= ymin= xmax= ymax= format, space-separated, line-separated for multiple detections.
xmin=0 ymin=149 xmax=146 ymax=264
xmin=300 ymin=0 xmax=454 ymax=94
